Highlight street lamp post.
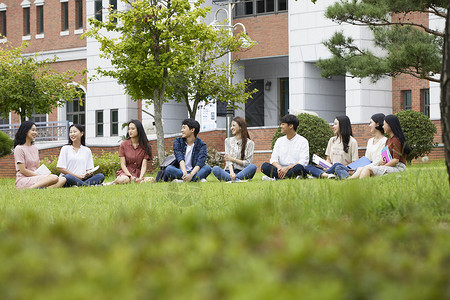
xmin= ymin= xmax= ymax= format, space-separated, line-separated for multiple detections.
xmin=211 ymin=0 xmax=249 ymax=138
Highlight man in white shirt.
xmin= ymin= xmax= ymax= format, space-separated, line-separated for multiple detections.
xmin=261 ymin=114 xmax=309 ymax=180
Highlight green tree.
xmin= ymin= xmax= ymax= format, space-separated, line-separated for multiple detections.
xmin=0 ymin=42 xmax=84 ymax=122
xmin=316 ymin=0 xmax=450 ymax=184
xmin=169 ymin=25 xmax=257 ymax=119
xmin=317 ymin=0 xmax=446 ymax=83
xmin=85 ymin=0 xmax=214 ymax=161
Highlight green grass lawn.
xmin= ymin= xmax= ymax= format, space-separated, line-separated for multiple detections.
xmin=0 ymin=162 xmax=449 ymax=299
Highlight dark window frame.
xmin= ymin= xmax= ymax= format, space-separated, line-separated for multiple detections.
xmin=402 ymin=90 xmax=412 ymax=110
xmin=75 ymin=0 xmax=83 ymax=29
xmin=36 ymin=5 xmax=44 ymax=34
xmin=0 ymin=116 xmax=9 ymax=125
xmin=94 ymin=0 xmax=102 ymax=21
xmin=61 ymin=2 xmax=69 ymax=32
xmin=23 ymin=7 xmax=30 ymax=36
xmin=110 ymin=109 xmax=119 ymax=136
xmin=109 ymin=0 xmax=117 ymax=23
xmin=0 ymin=10 xmax=6 ymax=38
xmin=67 ymin=90 xmax=86 ymax=127
xmin=235 ymin=0 xmax=287 ymax=18
xmin=96 ymin=110 xmax=104 ymax=137
xmin=421 ymin=88 xmax=430 ymax=118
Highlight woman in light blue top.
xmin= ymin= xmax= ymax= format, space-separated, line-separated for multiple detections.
xmin=212 ymin=117 xmax=257 ymax=182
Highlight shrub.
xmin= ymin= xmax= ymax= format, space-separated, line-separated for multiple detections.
xmin=42 ymin=150 xmax=120 ymax=177
xmin=272 ymin=113 xmax=333 ymax=159
xmin=0 ymin=131 xmax=13 ymax=157
xmin=396 ymin=110 xmax=437 ymax=163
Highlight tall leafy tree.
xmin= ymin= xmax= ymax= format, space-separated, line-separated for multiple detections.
xmin=85 ymin=0 xmax=214 ymax=161
xmin=169 ymin=25 xmax=257 ymax=119
xmin=0 ymin=42 xmax=84 ymax=122
xmin=316 ymin=0 xmax=450 ymax=184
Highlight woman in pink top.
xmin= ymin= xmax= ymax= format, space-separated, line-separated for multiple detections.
xmin=14 ymin=121 xmax=66 ymax=189
xmin=109 ymin=120 xmax=152 ymax=184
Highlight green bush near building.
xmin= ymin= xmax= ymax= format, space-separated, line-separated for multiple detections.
xmin=272 ymin=113 xmax=333 ymax=159
xmin=0 ymin=131 xmax=13 ymax=158
xmin=396 ymin=110 xmax=437 ymax=163
xmin=43 ymin=150 xmax=120 ymax=177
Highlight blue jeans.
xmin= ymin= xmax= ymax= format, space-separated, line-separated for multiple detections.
xmin=305 ymin=163 xmax=350 ymax=179
xmin=63 ymin=173 xmax=105 ymax=187
xmin=212 ymin=164 xmax=257 ymax=181
xmin=260 ymin=162 xmax=306 ymax=179
xmin=165 ymin=165 xmax=212 ymax=181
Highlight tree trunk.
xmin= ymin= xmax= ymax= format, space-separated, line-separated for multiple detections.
xmin=153 ymin=88 xmax=166 ymax=164
xmin=440 ymin=2 xmax=450 ymax=186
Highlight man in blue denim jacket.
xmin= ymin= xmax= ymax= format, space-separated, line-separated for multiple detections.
xmin=165 ymin=119 xmax=212 ymax=182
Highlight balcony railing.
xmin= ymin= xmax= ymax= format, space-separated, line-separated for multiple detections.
xmin=0 ymin=121 xmax=70 ymax=142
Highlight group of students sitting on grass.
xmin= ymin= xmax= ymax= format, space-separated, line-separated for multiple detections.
xmin=13 ymin=112 xmax=410 ymax=189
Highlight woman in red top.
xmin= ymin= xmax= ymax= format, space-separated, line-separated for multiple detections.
xmin=109 ymin=120 xmax=152 ymax=184
xmin=359 ymin=114 xmax=410 ymax=178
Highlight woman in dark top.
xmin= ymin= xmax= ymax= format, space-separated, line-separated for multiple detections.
xmin=108 ymin=120 xmax=152 ymax=184
xmin=359 ymin=114 xmax=410 ymax=178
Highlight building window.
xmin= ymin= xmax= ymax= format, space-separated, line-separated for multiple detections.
xmin=0 ymin=116 xmax=9 ymax=125
xmin=75 ymin=0 xmax=83 ymax=29
xmin=94 ymin=0 xmax=102 ymax=21
xmin=280 ymin=77 xmax=289 ymax=120
xmin=36 ymin=5 xmax=44 ymax=34
xmin=109 ymin=0 xmax=117 ymax=22
xmin=67 ymin=90 xmax=86 ymax=127
xmin=402 ymin=90 xmax=412 ymax=110
xmin=421 ymin=88 xmax=430 ymax=118
xmin=30 ymin=113 xmax=47 ymax=123
xmin=0 ymin=10 xmax=6 ymax=38
xmin=61 ymin=1 xmax=68 ymax=31
xmin=235 ymin=0 xmax=287 ymax=17
xmin=23 ymin=7 xmax=30 ymax=36
xmin=96 ymin=110 xmax=104 ymax=137
xmin=110 ymin=109 xmax=118 ymax=136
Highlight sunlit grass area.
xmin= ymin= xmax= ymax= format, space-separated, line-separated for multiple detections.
xmin=0 ymin=161 xmax=449 ymax=299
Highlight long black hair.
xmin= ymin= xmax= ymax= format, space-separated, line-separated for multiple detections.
xmin=335 ymin=115 xmax=353 ymax=153
xmin=68 ymin=124 xmax=86 ymax=146
xmin=233 ymin=116 xmax=251 ymax=160
xmin=384 ymin=115 xmax=411 ymax=155
xmin=14 ymin=121 xmax=35 ymax=148
xmin=371 ymin=113 xmax=385 ymax=134
xmin=126 ymin=120 xmax=152 ymax=158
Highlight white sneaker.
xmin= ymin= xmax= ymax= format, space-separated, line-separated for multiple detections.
xmin=172 ymin=179 xmax=183 ymax=183
xmin=327 ymin=174 xmax=336 ymax=179
xmin=102 ymin=182 xmax=115 ymax=186
xmin=262 ymin=175 xmax=275 ymax=181
xmin=296 ymin=175 xmax=303 ymax=180
xmin=200 ymin=179 xmax=207 ymax=182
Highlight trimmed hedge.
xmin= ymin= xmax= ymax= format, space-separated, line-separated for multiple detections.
xmin=396 ymin=110 xmax=437 ymax=163
xmin=272 ymin=113 xmax=333 ymax=159
xmin=0 ymin=131 xmax=13 ymax=158
xmin=43 ymin=150 xmax=121 ymax=177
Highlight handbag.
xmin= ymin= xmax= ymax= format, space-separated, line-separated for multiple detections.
xmin=155 ymin=154 xmax=178 ymax=182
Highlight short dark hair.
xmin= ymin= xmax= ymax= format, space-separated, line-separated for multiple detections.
xmin=280 ymin=114 xmax=299 ymax=131
xmin=14 ymin=121 xmax=35 ymax=148
xmin=182 ymin=118 xmax=200 ymax=137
